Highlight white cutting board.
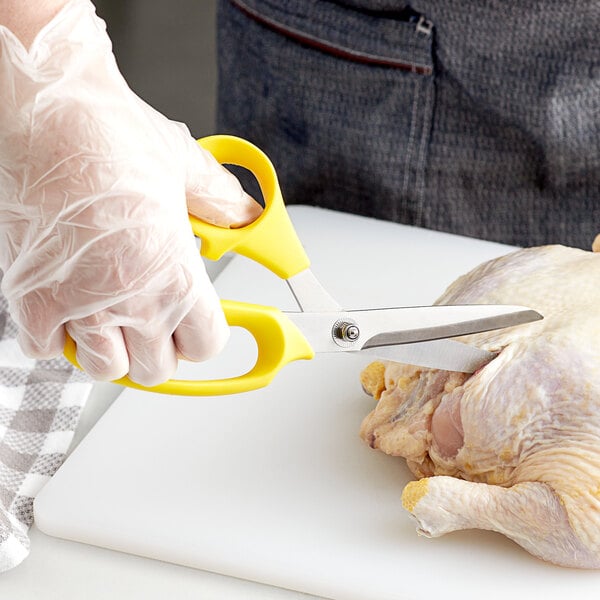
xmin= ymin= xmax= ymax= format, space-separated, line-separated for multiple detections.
xmin=34 ymin=207 xmax=600 ymax=599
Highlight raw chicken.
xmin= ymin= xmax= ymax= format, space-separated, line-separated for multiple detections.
xmin=359 ymin=243 xmax=600 ymax=568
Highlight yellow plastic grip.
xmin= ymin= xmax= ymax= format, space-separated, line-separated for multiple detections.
xmin=63 ymin=300 xmax=315 ymax=396
xmin=191 ymin=135 xmax=310 ymax=279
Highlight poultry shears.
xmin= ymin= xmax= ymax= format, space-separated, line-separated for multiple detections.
xmin=64 ymin=135 xmax=542 ymax=395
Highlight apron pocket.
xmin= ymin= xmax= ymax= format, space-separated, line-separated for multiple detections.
xmin=218 ymin=0 xmax=436 ymax=225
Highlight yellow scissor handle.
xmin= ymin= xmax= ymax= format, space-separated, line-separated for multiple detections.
xmin=192 ymin=135 xmax=310 ymax=279
xmin=63 ymin=135 xmax=316 ymax=394
xmin=64 ymin=300 xmax=315 ymax=396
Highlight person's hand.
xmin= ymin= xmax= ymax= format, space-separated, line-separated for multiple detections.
xmin=0 ymin=0 xmax=261 ymax=385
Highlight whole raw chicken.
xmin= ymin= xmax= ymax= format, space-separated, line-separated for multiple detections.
xmin=360 ymin=241 xmax=600 ymax=568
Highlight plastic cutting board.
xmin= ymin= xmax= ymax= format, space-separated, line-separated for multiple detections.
xmin=34 ymin=206 xmax=600 ymax=600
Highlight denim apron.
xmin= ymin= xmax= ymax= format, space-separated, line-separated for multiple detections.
xmin=216 ymin=0 xmax=600 ymax=249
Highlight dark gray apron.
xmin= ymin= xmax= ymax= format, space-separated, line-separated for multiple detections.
xmin=216 ymin=0 xmax=600 ymax=248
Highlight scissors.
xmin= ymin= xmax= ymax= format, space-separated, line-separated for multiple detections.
xmin=64 ymin=135 xmax=542 ymax=395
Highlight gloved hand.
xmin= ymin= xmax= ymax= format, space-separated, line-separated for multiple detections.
xmin=0 ymin=0 xmax=261 ymax=386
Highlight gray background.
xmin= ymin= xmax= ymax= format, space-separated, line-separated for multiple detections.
xmin=93 ymin=0 xmax=218 ymax=137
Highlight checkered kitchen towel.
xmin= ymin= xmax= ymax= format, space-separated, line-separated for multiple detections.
xmin=0 ymin=293 xmax=92 ymax=571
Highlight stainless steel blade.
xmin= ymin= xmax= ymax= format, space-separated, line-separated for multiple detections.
xmin=286 ymin=304 xmax=541 ymax=356
xmin=286 ymin=269 xmax=342 ymax=312
xmin=356 ymin=305 xmax=542 ymax=349
xmin=361 ymin=340 xmax=496 ymax=373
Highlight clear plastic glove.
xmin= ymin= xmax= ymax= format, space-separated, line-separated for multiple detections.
xmin=0 ymin=0 xmax=261 ymax=385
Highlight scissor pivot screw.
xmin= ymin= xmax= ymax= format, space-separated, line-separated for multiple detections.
xmin=343 ymin=325 xmax=360 ymax=341
xmin=333 ymin=320 xmax=360 ymax=347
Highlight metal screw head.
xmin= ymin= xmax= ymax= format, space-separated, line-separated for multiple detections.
xmin=344 ymin=324 xmax=360 ymax=341
xmin=332 ymin=320 xmax=360 ymax=347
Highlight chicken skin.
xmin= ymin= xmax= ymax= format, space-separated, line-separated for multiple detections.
xmin=360 ymin=244 xmax=600 ymax=568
